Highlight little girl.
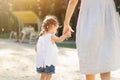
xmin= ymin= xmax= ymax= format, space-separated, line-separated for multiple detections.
xmin=35 ymin=16 xmax=70 ymax=80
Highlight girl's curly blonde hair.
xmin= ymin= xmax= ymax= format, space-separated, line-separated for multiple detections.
xmin=39 ymin=15 xmax=59 ymax=36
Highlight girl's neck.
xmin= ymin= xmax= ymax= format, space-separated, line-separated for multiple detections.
xmin=44 ymin=31 xmax=53 ymax=35
xmin=45 ymin=31 xmax=54 ymax=35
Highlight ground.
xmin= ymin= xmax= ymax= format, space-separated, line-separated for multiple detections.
xmin=0 ymin=39 xmax=120 ymax=80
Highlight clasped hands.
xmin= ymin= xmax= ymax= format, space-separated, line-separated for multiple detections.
xmin=62 ymin=24 xmax=74 ymax=40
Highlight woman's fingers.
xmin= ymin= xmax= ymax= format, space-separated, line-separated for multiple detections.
xmin=65 ymin=29 xmax=72 ymax=39
xmin=69 ymin=26 xmax=74 ymax=32
xmin=63 ymin=25 xmax=74 ymax=34
xmin=63 ymin=25 xmax=74 ymax=40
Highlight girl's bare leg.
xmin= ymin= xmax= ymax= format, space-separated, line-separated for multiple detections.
xmin=46 ymin=74 xmax=52 ymax=80
xmin=100 ymin=72 xmax=110 ymax=80
xmin=86 ymin=74 xmax=95 ymax=80
xmin=40 ymin=73 xmax=46 ymax=80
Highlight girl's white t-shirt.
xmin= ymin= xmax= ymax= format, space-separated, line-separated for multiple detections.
xmin=36 ymin=33 xmax=58 ymax=68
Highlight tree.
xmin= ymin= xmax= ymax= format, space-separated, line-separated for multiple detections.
xmin=0 ymin=0 xmax=19 ymax=34
xmin=0 ymin=1 xmax=10 ymax=33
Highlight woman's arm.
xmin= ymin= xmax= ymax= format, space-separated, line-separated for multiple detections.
xmin=64 ymin=0 xmax=78 ymax=25
xmin=63 ymin=0 xmax=78 ymax=34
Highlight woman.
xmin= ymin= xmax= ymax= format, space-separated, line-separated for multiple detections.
xmin=63 ymin=0 xmax=120 ymax=80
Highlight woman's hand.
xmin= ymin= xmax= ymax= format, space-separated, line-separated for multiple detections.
xmin=63 ymin=24 xmax=74 ymax=39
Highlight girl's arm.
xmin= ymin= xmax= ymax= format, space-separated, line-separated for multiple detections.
xmin=63 ymin=0 xmax=78 ymax=34
xmin=51 ymin=35 xmax=67 ymax=43
xmin=51 ymin=31 xmax=70 ymax=43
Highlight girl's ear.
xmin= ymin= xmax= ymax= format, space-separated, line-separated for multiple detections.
xmin=46 ymin=26 xmax=49 ymax=29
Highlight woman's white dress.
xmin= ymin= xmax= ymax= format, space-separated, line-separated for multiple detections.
xmin=36 ymin=33 xmax=58 ymax=68
xmin=76 ymin=0 xmax=120 ymax=74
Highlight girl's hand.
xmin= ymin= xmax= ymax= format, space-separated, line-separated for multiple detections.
xmin=64 ymin=30 xmax=72 ymax=38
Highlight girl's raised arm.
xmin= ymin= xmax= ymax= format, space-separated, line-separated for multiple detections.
xmin=51 ymin=31 xmax=71 ymax=43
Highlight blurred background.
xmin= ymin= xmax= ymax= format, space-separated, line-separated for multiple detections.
xmin=0 ymin=0 xmax=119 ymax=41
xmin=0 ymin=0 xmax=81 ymax=40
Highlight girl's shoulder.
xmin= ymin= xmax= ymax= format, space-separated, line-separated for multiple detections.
xmin=38 ymin=33 xmax=51 ymax=38
xmin=43 ymin=33 xmax=52 ymax=37
xmin=38 ymin=33 xmax=52 ymax=41
xmin=43 ymin=33 xmax=56 ymax=44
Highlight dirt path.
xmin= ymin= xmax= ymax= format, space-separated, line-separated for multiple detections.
xmin=0 ymin=39 xmax=120 ymax=80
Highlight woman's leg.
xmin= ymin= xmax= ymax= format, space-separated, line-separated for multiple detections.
xmin=46 ymin=74 xmax=52 ymax=80
xmin=86 ymin=74 xmax=95 ymax=80
xmin=100 ymin=72 xmax=111 ymax=80
xmin=40 ymin=73 xmax=46 ymax=80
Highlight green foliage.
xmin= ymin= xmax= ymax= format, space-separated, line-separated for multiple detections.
xmin=0 ymin=33 xmax=10 ymax=38
xmin=37 ymin=0 xmax=68 ymax=24
xmin=56 ymin=41 xmax=76 ymax=49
